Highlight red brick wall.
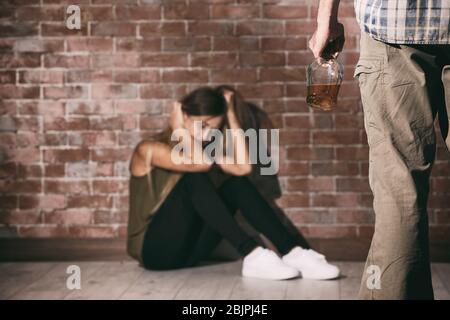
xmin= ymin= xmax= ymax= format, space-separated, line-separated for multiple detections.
xmin=0 ymin=0 xmax=449 ymax=241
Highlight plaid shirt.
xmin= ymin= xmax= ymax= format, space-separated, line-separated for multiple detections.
xmin=354 ymin=0 xmax=450 ymax=44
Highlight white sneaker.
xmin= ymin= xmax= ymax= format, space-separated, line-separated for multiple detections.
xmin=242 ymin=247 xmax=299 ymax=280
xmin=282 ymin=247 xmax=340 ymax=280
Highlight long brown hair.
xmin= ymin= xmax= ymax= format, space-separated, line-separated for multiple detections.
xmin=154 ymin=85 xmax=271 ymax=143
xmin=214 ymin=85 xmax=270 ymax=131
xmin=181 ymin=86 xmax=227 ymax=116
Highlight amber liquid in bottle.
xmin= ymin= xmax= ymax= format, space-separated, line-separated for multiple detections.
xmin=306 ymin=84 xmax=341 ymax=111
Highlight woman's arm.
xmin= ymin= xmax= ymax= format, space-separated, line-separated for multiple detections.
xmin=130 ymin=140 xmax=212 ymax=176
xmin=130 ymin=102 xmax=213 ymax=176
xmin=217 ymin=91 xmax=252 ymax=176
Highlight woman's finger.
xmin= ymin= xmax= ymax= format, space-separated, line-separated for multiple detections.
xmin=223 ymin=91 xmax=233 ymax=103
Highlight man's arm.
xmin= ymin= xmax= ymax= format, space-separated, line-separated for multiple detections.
xmin=309 ymin=0 xmax=345 ymax=59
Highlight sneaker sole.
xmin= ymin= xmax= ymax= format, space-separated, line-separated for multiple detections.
xmin=300 ymin=270 xmax=340 ymax=280
xmin=242 ymin=268 xmax=299 ymax=281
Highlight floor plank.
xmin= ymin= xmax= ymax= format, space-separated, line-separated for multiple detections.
xmin=337 ymin=262 xmax=364 ymax=300
xmin=0 ymin=263 xmax=12 ymax=272
xmin=0 ymin=262 xmax=55 ymax=299
xmin=120 ymin=264 xmax=193 ymax=300
xmin=1 ymin=261 xmax=449 ymax=300
xmin=174 ymin=261 xmax=240 ymax=300
xmin=434 ymin=263 xmax=450 ymax=300
xmin=65 ymin=261 xmax=143 ymax=300
xmin=285 ymin=278 xmax=340 ymax=300
xmin=229 ymin=263 xmax=288 ymax=300
xmin=10 ymin=262 xmax=104 ymax=300
xmin=284 ymin=260 xmax=342 ymax=300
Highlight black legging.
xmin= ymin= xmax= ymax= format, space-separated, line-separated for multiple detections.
xmin=141 ymin=172 xmax=303 ymax=270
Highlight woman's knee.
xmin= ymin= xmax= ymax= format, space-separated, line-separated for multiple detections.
xmin=224 ymin=175 xmax=254 ymax=191
xmin=184 ymin=171 xmax=209 ymax=180
xmin=183 ymin=172 xmax=214 ymax=188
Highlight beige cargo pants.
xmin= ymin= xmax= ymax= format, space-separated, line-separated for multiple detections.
xmin=354 ymin=32 xmax=450 ymax=300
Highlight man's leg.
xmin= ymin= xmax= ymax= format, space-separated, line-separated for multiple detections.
xmin=441 ymin=50 xmax=450 ymax=151
xmin=354 ymin=32 xmax=443 ymax=299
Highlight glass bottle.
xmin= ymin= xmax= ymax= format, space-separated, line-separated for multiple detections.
xmin=306 ymin=54 xmax=344 ymax=111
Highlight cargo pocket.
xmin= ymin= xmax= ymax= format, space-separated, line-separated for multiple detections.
xmin=353 ymin=59 xmax=382 ymax=83
xmin=354 ymin=59 xmax=386 ymax=148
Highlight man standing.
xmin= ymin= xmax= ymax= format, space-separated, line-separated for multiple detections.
xmin=310 ymin=0 xmax=450 ymax=299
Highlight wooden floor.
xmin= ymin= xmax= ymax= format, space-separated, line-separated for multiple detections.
xmin=1 ymin=261 xmax=449 ymax=300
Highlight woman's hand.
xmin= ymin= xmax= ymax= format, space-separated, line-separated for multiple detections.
xmin=218 ymin=90 xmax=252 ymax=176
xmin=223 ymin=90 xmax=236 ymax=120
xmin=169 ymin=101 xmax=184 ymax=130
